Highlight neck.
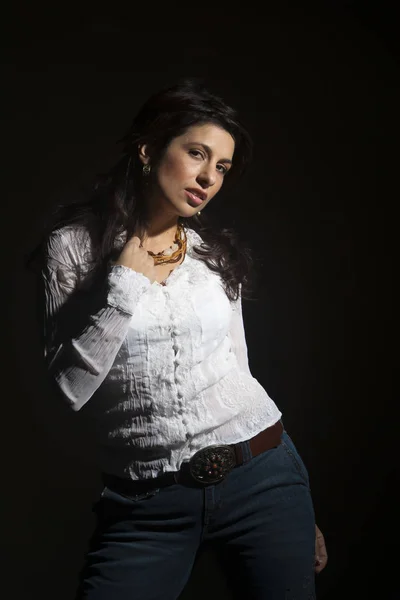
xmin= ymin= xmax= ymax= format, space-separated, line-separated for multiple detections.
xmin=137 ymin=188 xmax=179 ymax=240
xmin=134 ymin=207 xmax=180 ymax=250
xmin=143 ymin=215 xmax=179 ymax=242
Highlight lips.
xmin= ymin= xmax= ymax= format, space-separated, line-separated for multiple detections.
xmin=185 ymin=188 xmax=207 ymax=207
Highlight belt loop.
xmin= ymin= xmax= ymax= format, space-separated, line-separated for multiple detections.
xmin=239 ymin=441 xmax=252 ymax=464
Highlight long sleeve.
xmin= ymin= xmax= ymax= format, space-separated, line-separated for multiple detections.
xmin=228 ymin=286 xmax=252 ymax=377
xmin=41 ymin=228 xmax=152 ymax=411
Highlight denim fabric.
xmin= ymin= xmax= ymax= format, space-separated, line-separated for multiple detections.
xmin=75 ymin=430 xmax=316 ymax=600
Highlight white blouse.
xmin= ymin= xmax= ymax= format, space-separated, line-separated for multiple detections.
xmin=41 ymin=223 xmax=282 ymax=479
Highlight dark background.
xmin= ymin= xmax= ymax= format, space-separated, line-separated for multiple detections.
xmin=2 ymin=1 xmax=397 ymax=599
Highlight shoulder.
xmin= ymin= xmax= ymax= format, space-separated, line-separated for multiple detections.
xmin=185 ymin=226 xmax=204 ymax=251
xmin=44 ymin=223 xmax=93 ymax=267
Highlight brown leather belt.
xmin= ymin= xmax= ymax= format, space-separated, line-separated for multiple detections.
xmin=103 ymin=420 xmax=284 ymax=493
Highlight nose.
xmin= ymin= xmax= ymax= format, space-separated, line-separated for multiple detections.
xmin=196 ymin=164 xmax=216 ymax=188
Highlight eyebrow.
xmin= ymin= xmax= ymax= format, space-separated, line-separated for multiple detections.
xmin=189 ymin=142 xmax=233 ymax=165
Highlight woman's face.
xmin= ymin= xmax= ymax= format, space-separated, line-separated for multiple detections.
xmin=141 ymin=123 xmax=235 ymax=218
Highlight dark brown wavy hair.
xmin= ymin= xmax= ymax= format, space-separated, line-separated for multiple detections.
xmin=28 ymin=79 xmax=258 ymax=301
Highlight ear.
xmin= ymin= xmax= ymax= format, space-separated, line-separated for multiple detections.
xmin=138 ymin=143 xmax=151 ymax=166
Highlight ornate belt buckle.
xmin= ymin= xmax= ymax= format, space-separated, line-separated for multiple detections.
xmin=189 ymin=445 xmax=236 ymax=485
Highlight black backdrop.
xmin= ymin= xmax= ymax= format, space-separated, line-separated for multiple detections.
xmin=2 ymin=2 xmax=397 ymax=599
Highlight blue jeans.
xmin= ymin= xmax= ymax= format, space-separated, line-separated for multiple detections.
xmin=75 ymin=430 xmax=316 ymax=599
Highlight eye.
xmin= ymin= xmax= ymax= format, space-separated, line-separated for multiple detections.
xmin=217 ymin=164 xmax=228 ymax=175
xmin=189 ymin=149 xmax=204 ymax=159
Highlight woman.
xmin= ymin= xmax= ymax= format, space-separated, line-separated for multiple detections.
xmin=34 ymin=80 xmax=327 ymax=599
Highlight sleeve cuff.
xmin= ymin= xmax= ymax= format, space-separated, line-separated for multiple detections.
xmin=106 ymin=265 xmax=152 ymax=316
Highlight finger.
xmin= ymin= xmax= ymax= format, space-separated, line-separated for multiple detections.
xmin=315 ymin=555 xmax=328 ymax=574
xmin=316 ymin=534 xmax=328 ymax=558
xmin=315 ymin=562 xmax=324 ymax=574
xmin=128 ymin=236 xmax=142 ymax=246
xmin=315 ymin=548 xmax=328 ymax=564
xmin=316 ymin=544 xmax=328 ymax=564
xmin=314 ymin=525 xmax=328 ymax=573
xmin=315 ymin=546 xmax=328 ymax=573
xmin=315 ymin=550 xmax=328 ymax=569
xmin=315 ymin=526 xmax=327 ymax=553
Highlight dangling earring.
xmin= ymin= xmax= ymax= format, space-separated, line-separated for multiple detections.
xmin=143 ymin=164 xmax=151 ymax=176
xmin=197 ymin=211 xmax=201 ymax=216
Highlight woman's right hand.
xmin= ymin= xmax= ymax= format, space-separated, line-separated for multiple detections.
xmin=115 ymin=236 xmax=157 ymax=283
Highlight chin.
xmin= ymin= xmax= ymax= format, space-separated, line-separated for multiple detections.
xmin=175 ymin=203 xmax=198 ymax=218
